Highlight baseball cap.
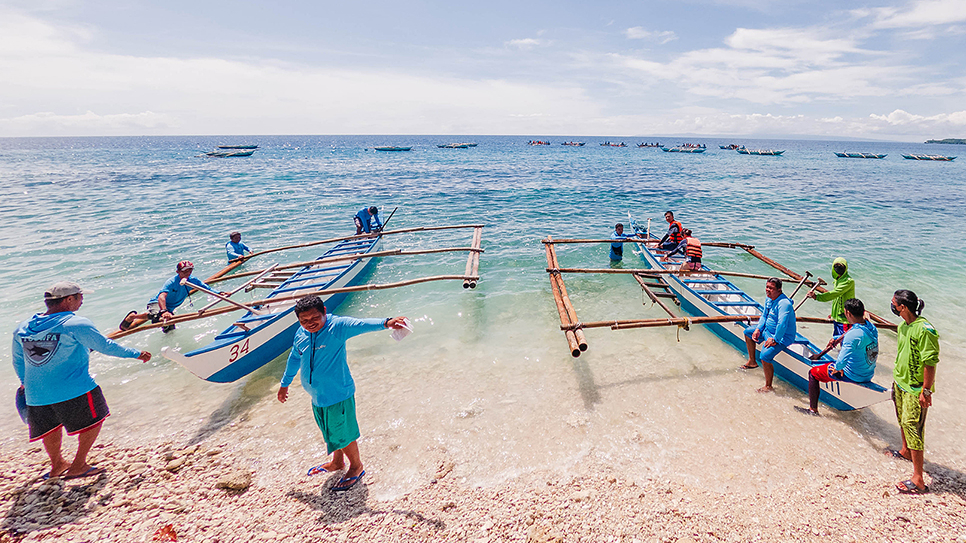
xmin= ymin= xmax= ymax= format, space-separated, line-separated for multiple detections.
xmin=177 ymin=260 xmax=195 ymax=272
xmin=44 ymin=281 xmax=92 ymax=299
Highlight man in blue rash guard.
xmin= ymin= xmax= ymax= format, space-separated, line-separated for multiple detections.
xmin=12 ymin=282 xmax=151 ymax=480
xmin=277 ymin=295 xmax=408 ymax=492
xmin=609 ymin=223 xmax=633 ymax=262
xmin=226 ymin=231 xmax=253 ymax=262
xmin=741 ymin=277 xmax=797 ymax=393
xmin=119 ymin=260 xmax=227 ymax=332
xmin=354 ymin=206 xmax=383 ymax=235
xmin=796 ymin=298 xmax=878 ymax=416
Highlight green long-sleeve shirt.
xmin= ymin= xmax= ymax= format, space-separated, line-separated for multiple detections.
xmin=814 ymin=257 xmax=854 ymax=324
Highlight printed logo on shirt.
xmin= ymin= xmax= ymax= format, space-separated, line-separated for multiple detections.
xmin=21 ymin=333 xmax=61 ymax=366
xmin=865 ymin=342 xmax=879 ymax=366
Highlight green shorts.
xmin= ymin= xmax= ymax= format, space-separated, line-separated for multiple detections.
xmin=312 ymin=396 xmax=361 ymax=455
xmin=893 ymin=384 xmax=928 ymax=451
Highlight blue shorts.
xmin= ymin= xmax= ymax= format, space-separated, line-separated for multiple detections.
xmin=832 ymin=321 xmax=852 ymax=338
xmin=744 ymin=326 xmax=785 ymax=364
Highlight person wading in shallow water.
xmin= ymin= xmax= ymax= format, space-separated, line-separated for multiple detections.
xmin=888 ymin=289 xmax=939 ymax=495
xmin=12 ymin=282 xmax=151 ymax=480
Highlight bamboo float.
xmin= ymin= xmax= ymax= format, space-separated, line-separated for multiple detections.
xmin=108 ymin=274 xmax=479 ymax=340
xmin=632 ymin=274 xmax=677 ymax=317
xmin=463 ymin=226 xmax=483 ymax=289
xmin=547 ymin=243 xmax=588 ymax=353
xmin=545 ymin=239 xmax=581 ymax=356
xmin=548 ymin=267 xmax=826 ymax=286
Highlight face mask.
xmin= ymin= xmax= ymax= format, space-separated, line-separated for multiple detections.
xmin=891 ymin=303 xmax=901 ymax=317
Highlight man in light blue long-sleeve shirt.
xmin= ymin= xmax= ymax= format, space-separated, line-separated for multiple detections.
xmin=354 ymin=206 xmax=383 ymax=235
xmin=226 ymin=231 xmax=253 ymax=261
xmin=12 ymin=282 xmax=150 ymax=480
xmin=277 ymin=294 xmax=407 ymax=492
xmin=741 ymin=277 xmax=797 ymax=392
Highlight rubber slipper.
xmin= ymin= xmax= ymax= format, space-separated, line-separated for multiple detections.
xmin=332 ymin=470 xmax=365 ymax=492
xmin=739 ymin=362 xmax=758 ymax=370
xmin=896 ymin=479 xmax=928 ymax=494
xmin=793 ymin=406 xmax=820 ymax=417
xmin=119 ymin=311 xmax=137 ymax=331
xmin=306 ymin=465 xmax=329 ymax=476
xmin=62 ymin=466 xmax=105 ymax=480
xmin=41 ymin=468 xmax=68 ymax=480
xmin=887 ymin=449 xmax=911 ymax=461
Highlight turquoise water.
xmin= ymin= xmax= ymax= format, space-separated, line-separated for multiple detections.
xmin=1 ymin=136 xmax=963 ymax=494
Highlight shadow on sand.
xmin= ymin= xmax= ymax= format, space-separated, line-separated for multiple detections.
xmin=1 ymin=475 xmax=109 ymax=536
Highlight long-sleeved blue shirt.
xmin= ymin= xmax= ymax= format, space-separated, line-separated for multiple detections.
xmin=280 ymin=315 xmax=386 ymax=407
xmin=355 ymin=207 xmax=383 ymax=233
xmin=149 ymin=274 xmax=213 ymax=311
xmin=832 ymin=319 xmax=878 ymax=382
xmin=226 ymin=240 xmax=252 ymax=261
xmin=755 ymin=293 xmax=797 ymax=346
xmin=12 ymin=312 xmax=142 ymax=406
xmin=609 ymin=230 xmax=632 ymax=261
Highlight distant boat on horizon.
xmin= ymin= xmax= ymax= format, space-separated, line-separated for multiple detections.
xmin=902 ymin=154 xmax=955 ymax=161
xmin=737 ymin=148 xmax=784 ymax=156
xmin=373 ymin=146 xmax=412 ymax=151
xmin=835 ymin=152 xmax=887 ymax=159
xmin=205 ymin=150 xmax=255 ymax=157
xmin=662 ymin=147 xmax=706 ymax=153
xmin=217 ymin=144 xmax=259 ymax=150
xmin=561 ymin=141 xmax=585 ymax=146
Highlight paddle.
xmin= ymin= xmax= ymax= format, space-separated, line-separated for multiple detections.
xmin=809 ymin=342 xmax=836 ymax=361
xmin=788 ymin=271 xmax=812 ymax=300
xmin=795 ymin=281 xmax=823 ymax=311
xmin=379 ymin=206 xmax=398 ymax=232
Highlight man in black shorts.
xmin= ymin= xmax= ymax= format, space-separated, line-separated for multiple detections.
xmin=12 ymin=282 xmax=151 ymax=480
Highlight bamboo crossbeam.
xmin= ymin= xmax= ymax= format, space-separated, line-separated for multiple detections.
xmin=559 ymin=314 xmax=898 ymax=333
xmin=243 ymin=224 xmax=486 ymax=260
xmin=743 ymin=247 xmax=895 ymax=327
xmin=108 ymin=274 xmax=478 ymax=340
xmin=540 ymin=238 xmax=754 ymax=250
xmin=545 ymin=240 xmax=581 ymax=356
xmin=632 ymin=274 xmax=677 ymax=317
xmin=208 ymin=246 xmax=484 ymax=285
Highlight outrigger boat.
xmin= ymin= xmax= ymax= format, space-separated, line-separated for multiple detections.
xmin=438 ymin=143 xmax=470 ymax=148
xmin=737 ymin=148 xmax=784 ymax=156
xmin=218 ymin=145 xmax=259 ymax=150
xmin=374 ymin=146 xmax=412 ymax=152
xmin=112 ymin=221 xmax=485 ymax=383
xmin=561 ymin=141 xmax=586 ymax=146
xmin=637 ymin=143 xmax=663 ymax=148
xmin=835 ymin=152 xmax=886 ymax=159
xmin=719 ymin=144 xmax=741 ymax=150
xmin=662 ymin=147 xmax=706 ymax=153
xmin=205 ymin=150 xmax=255 ymax=157
xmin=902 ymin=154 xmax=955 ymax=161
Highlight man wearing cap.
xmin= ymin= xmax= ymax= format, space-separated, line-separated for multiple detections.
xmin=119 ymin=261 xmax=225 ymax=332
xmin=12 ymin=282 xmax=151 ymax=480
xmin=354 ymin=206 xmax=383 ymax=235
xmin=226 ymin=231 xmax=253 ymax=262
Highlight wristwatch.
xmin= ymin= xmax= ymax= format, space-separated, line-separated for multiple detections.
xmin=922 ymin=388 xmax=932 ymax=397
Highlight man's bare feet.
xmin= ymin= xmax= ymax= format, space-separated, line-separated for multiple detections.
xmin=757 ymin=385 xmax=774 ymax=393
xmin=321 ymin=461 xmax=345 ymax=472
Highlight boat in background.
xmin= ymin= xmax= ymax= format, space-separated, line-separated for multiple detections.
xmin=662 ymin=147 xmax=706 ymax=153
xmin=374 ymin=146 xmax=412 ymax=151
xmin=836 ymin=152 xmax=887 ymax=159
xmin=902 ymin=154 xmax=956 ymax=161
xmin=637 ymin=142 xmax=664 ymax=148
xmin=438 ymin=143 xmax=470 ymax=148
xmin=206 ymin=150 xmax=255 ymax=157
xmin=561 ymin=141 xmax=586 ymax=146
xmin=628 ymin=218 xmax=890 ymax=411
xmin=719 ymin=144 xmax=741 ymax=150
xmin=528 ymin=140 xmax=551 ymax=145
xmin=218 ymin=145 xmax=259 ymax=150
xmin=600 ymin=142 xmax=627 ymax=147
xmin=458 ymin=143 xmax=478 ymax=147
xmin=737 ymin=148 xmax=785 ymax=156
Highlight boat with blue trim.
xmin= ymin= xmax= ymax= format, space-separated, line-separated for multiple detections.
xmin=628 ymin=218 xmax=890 ymax=411
xmin=835 ymin=152 xmax=887 ymax=159
xmin=737 ymin=148 xmax=784 ymax=155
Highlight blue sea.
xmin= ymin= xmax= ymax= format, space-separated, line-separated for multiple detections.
xmin=1 ymin=135 xmax=963 ymax=496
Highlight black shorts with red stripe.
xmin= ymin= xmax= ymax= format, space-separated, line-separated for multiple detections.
xmin=27 ymin=386 xmax=110 ymax=442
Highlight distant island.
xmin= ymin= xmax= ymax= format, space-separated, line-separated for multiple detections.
xmin=924 ymin=138 xmax=966 ymax=144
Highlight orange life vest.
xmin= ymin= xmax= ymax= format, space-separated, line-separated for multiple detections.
xmin=685 ymin=237 xmax=702 ymax=260
xmin=668 ymin=220 xmax=684 ymax=244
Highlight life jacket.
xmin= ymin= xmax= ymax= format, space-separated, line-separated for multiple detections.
xmin=668 ymin=220 xmax=684 ymax=244
xmin=685 ymin=237 xmax=702 ymax=260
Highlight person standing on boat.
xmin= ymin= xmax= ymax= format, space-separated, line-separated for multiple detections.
xmin=226 ymin=231 xmax=253 ymax=262
xmin=277 ymin=294 xmax=409 ymax=492
xmin=609 ymin=223 xmax=634 ymax=262
xmin=12 ymin=282 xmax=151 ymax=481
xmin=661 ymin=229 xmax=702 ymax=272
xmin=806 ymin=257 xmax=855 ymax=347
xmin=354 ymin=206 xmax=383 ymax=235
xmin=658 ymin=211 xmax=684 ymax=251
xmin=888 ymin=290 xmax=939 ymax=495
xmin=796 ymin=298 xmax=878 ymax=416
xmin=741 ymin=277 xmax=796 ymax=393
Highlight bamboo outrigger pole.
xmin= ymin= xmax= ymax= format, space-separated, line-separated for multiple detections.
xmin=548 ymin=267 xmax=826 ymax=286
xmin=544 ymin=237 xmax=587 ymax=356
xmin=561 ymin=314 xmax=897 ymax=333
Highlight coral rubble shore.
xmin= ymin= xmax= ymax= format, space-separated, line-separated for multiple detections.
xmin=2 ymin=440 xmax=965 ymax=543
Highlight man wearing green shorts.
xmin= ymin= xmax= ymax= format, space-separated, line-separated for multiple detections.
xmin=889 ymin=289 xmax=939 ymax=495
xmin=277 ymin=294 xmax=407 ymax=492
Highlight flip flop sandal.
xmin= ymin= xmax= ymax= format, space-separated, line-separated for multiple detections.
xmin=888 ymin=449 xmax=911 ymax=461
xmin=63 ymin=466 xmax=105 ymax=480
xmin=306 ymin=465 xmax=329 ymax=476
xmin=332 ymin=470 xmax=365 ymax=492
xmin=119 ymin=311 xmax=138 ymax=331
xmin=896 ymin=479 xmax=928 ymax=494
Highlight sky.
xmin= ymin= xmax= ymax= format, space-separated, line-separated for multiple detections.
xmin=1 ymin=0 xmax=964 ymax=139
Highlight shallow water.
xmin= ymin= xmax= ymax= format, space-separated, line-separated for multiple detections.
xmin=1 ymin=135 xmax=963 ymax=498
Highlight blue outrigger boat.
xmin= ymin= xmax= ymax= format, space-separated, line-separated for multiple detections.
xmin=629 ymin=218 xmax=890 ymax=411
xmin=162 ymin=236 xmax=382 ymax=382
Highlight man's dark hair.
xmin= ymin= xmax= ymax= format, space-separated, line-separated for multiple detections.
xmin=44 ymin=297 xmax=68 ymax=310
xmin=894 ymin=289 xmax=924 ymax=316
xmin=843 ymin=298 xmax=865 ymax=319
xmin=665 ymin=211 xmax=674 ymax=217
xmin=766 ymin=277 xmax=783 ymax=291
xmin=368 ymin=206 xmax=378 ymax=214
xmin=615 ymin=223 xmax=623 ymax=229
xmin=294 ymin=295 xmax=326 ymax=316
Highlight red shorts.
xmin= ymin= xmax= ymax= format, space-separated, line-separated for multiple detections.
xmin=809 ymin=363 xmax=839 ymax=383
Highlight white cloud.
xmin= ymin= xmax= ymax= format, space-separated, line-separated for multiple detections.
xmin=505 ymin=38 xmax=544 ymax=49
xmin=0 ymin=111 xmax=175 ymax=134
xmin=870 ymin=0 xmax=966 ymax=29
xmin=624 ymin=27 xmax=677 ymax=44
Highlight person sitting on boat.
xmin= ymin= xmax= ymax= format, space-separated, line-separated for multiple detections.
xmin=354 ymin=206 xmax=383 ymax=235
xmin=658 ymin=211 xmax=685 ymax=251
xmin=806 ymin=257 xmax=855 ymax=348
xmin=741 ymin=277 xmax=796 ymax=393
xmin=609 ymin=223 xmax=634 ymax=262
xmin=226 ymin=231 xmax=253 ymax=262
xmin=661 ymin=228 xmax=702 ymax=272
xmin=119 ymin=261 xmax=224 ymax=333
xmin=796 ymin=298 xmax=877 ymax=416
xmin=277 ymin=295 xmax=409 ymax=492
